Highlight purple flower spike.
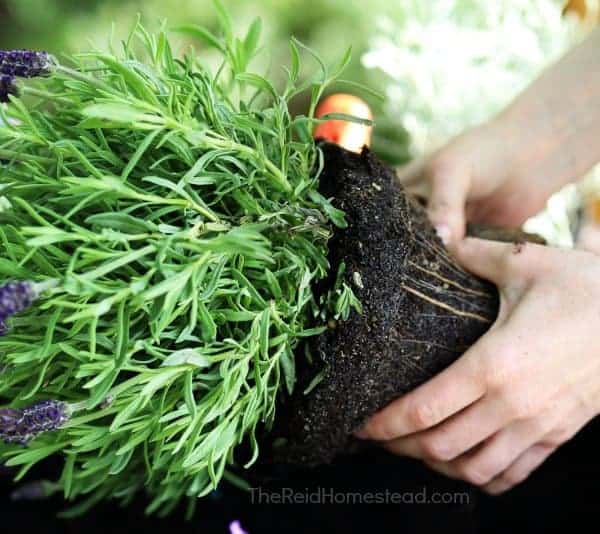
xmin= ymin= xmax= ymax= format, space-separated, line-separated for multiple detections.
xmin=0 ymin=400 xmax=69 ymax=445
xmin=0 ymin=50 xmax=53 ymax=78
xmin=0 ymin=74 xmax=17 ymax=103
xmin=0 ymin=281 xmax=38 ymax=323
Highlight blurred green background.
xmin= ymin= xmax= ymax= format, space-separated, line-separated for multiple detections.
xmin=0 ymin=0 xmax=395 ymax=63
xmin=0 ymin=0 xmax=588 ymax=169
xmin=0 ymin=0 xmax=412 ymax=162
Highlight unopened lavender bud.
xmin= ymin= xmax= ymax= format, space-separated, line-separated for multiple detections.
xmin=0 ymin=74 xmax=17 ymax=103
xmin=0 ymin=400 xmax=69 ymax=445
xmin=0 ymin=281 xmax=38 ymax=323
xmin=0 ymin=50 xmax=53 ymax=78
xmin=0 ymin=319 xmax=8 ymax=336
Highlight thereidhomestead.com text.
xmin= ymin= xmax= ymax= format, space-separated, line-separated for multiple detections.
xmin=250 ymin=487 xmax=470 ymax=505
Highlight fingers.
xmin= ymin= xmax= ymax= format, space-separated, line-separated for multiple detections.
xmin=423 ymin=401 xmax=586 ymax=491
xmin=355 ymin=344 xmax=485 ymax=441
xmin=424 ymin=411 xmax=559 ymax=486
xmin=482 ymin=443 xmax=555 ymax=494
xmin=482 ymin=405 xmax=591 ymax=494
xmin=382 ymin=393 xmax=513 ymax=463
xmin=452 ymin=237 xmax=548 ymax=287
xmin=426 ymin=162 xmax=470 ymax=245
xmin=395 ymin=157 xmax=470 ymax=243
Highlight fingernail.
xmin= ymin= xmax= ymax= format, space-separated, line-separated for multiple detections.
xmin=435 ymin=225 xmax=451 ymax=246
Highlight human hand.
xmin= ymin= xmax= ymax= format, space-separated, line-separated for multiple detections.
xmin=398 ymin=27 xmax=600 ymax=245
xmin=355 ymin=238 xmax=600 ymax=494
xmin=397 ymin=117 xmax=562 ymax=246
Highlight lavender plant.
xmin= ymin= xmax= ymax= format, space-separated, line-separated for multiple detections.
xmin=0 ymin=6 xmax=363 ymax=516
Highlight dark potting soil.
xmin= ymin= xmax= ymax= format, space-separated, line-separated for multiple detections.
xmin=276 ymin=144 xmax=500 ymax=465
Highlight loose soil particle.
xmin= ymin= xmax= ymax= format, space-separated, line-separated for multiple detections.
xmin=276 ymin=144 xmax=500 ymax=465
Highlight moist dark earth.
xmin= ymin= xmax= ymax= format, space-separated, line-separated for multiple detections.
xmin=277 ymin=144 xmax=500 ymax=465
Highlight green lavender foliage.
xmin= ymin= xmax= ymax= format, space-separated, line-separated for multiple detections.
xmin=0 ymin=12 xmax=355 ymax=515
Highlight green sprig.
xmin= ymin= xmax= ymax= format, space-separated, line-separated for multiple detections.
xmin=0 ymin=8 xmax=361 ymax=516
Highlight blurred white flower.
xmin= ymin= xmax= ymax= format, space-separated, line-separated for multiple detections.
xmin=362 ymin=0 xmax=584 ymax=246
xmin=363 ymin=0 xmax=578 ymax=154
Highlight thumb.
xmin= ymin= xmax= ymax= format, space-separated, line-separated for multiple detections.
xmin=426 ymin=164 xmax=470 ymax=245
xmin=451 ymin=237 xmax=511 ymax=285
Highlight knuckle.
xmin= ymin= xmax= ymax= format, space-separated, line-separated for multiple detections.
xmin=428 ymin=197 xmax=450 ymax=214
xmin=424 ymin=155 xmax=456 ymax=183
xmin=498 ymin=470 xmax=523 ymax=487
xmin=500 ymin=245 xmax=528 ymax=275
xmin=542 ymin=427 xmax=573 ymax=448
xmin=458 ymin=462 xmax=493 ymax=486
xmin=367 ymin=412 xmax=396 ymax=441
xmin=419 ymin=436 xmax=454 ymax=462
xmin=532 ymin=414 xmax=556 ymax=436
xmin=407 ymin=401 xmax=439 ymax=431
xmin=499 ymin=241 xmax=545 ymax=278
xmin=482 ymin=358 xmax=514 ymax=392
xmin=503 ymin=394 xmax=537 ymax=420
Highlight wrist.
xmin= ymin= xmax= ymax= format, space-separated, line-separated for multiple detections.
xmin=489 ymin=105 xmax=573 ymax=203
xmin=492 ymin=29 xmax=600 ymax=197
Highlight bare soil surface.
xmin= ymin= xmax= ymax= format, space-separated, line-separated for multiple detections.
xmin=277 ymin=144 xmax=499 ymax=464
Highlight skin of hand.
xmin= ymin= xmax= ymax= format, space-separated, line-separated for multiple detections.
xmin=398 ymin=27 xmax=600 ymax=246
xmin=355 ymin=238 xmax=600 ymax=493
xmin=357 ymin=28 xmax=600 ymax=493
xmin=397 ymin=119 xmax=554 ymax=245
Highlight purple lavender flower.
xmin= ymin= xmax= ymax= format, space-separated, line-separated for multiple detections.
xmin=0 ymin=400 xmax=69 ymax=445
xmin=0 ymin=74 xmax=17 ymax=103
xmin=0 ymin=281 xmax=38 ymax=324
xmin=0 ymin=50 xmax=53 ymax=78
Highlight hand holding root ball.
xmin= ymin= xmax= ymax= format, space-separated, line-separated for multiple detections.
xmin=357 ymin=27 xmax=600 ymax=493
xmin=357 ymin=239 xmax=600 ymax=493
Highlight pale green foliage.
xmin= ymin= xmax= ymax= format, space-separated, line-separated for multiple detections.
xmin=0 ymin=10 xmax=357 ymax=515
